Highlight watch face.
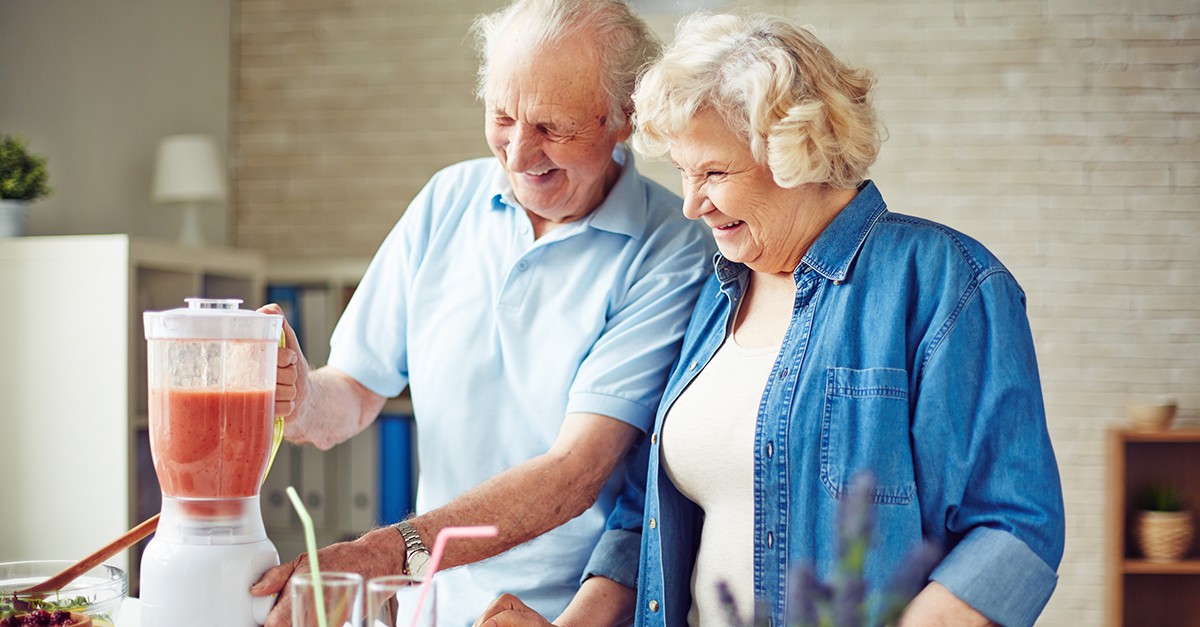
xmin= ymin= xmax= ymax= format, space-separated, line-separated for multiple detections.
xmin=408 ymin=551 xmax=432 ymax=577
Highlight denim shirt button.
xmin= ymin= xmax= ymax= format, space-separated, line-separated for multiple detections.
xmin=767 ymin=531 xmax=774 ymax=548
xmin=649 ymin=517 xmax=657 ymax=529
xmin=689 ymin=361 xmax=698 ymax=371
xmin=766 ymin=441 xmax=774 ymax=458
xmin=778 ymin=367 xmax=788 ymax=378
xmin=651 ymin=433 xmax=658 ymax=445
xmin=649 ymin=599 xmax=660 ymax=612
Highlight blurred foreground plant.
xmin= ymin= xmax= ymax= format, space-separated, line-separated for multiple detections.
xmin=719 ymin=473 xmax=942 ymax=627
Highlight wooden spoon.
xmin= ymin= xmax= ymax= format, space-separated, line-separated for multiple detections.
xmin=16 ymin=515 xmax=160 ymax=595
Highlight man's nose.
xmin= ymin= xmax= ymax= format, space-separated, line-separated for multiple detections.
xmin=506 ymin=122 xmax=543 ymax=172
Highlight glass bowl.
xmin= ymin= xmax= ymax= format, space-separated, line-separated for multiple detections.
xmin=0 ymin=561 xmax=127 ymax=626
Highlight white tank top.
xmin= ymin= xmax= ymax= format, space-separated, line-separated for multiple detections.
xmin=660 ymin=334 xmax=780 ymax=626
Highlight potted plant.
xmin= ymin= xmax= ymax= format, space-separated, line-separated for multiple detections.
xmin=0 ymin=134 xmax=52 ymax=237
xmin=1134 ymin=484 xmax=1194 ymax=562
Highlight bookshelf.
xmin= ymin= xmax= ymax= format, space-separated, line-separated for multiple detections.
xmin=264 ymin=257 xmax=416 ymax=563
xmin=1107 ymin=428 xmax=1200 ymax=626
xmin=0 ymin=234 xmax=264 ymax=591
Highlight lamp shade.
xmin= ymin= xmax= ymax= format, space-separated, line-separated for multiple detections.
xmin=152 ymin=134 xmax=227 ymax=203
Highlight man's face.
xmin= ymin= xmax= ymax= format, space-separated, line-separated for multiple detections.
xmin=484 ymin=34 xmax=632 ymax=229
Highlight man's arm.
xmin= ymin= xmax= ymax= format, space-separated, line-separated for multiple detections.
xmin=386 ymin=411 xmax=641 ymax=570
xmin=265 ymin=303 xmax=387 ymax=451
xmin=253 ymin=411 xmax=641 ymax=627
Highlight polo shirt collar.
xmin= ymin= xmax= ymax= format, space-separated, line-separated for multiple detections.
xmin=490 ymin=145 xmax=646 ymax=240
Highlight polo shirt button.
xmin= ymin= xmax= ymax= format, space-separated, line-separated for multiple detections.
xmin=649 ymin=600 xmax=659 ymax=612
xmin=649 ymin=517 xmax=656 ymax=529
xmin=767 ymin=531 xmax=774 ymax=548
xmin=516 ymin=260 xmax=529 ymax=271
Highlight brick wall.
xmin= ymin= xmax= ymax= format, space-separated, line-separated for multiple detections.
xmin=234 ymin=1 xmax=1200 ymax=624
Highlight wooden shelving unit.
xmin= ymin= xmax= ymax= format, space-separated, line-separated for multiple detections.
xmin=1108 ymin=428 xmax=1200 ymax=626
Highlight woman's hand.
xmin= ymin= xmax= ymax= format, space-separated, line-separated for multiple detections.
xmin=258 ymin=303 xmax=310 ymax=421
xmin=474 ymin=594 xmax=554 ymax=627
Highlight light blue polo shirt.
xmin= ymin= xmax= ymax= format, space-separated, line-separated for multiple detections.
xmin=327 ymin=147 xmax=714 ymax=625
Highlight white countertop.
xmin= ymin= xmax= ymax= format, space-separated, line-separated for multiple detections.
xmin=115 ymin=598 xmax=140 ymax=627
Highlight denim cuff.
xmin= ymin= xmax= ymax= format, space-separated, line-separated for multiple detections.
xmin=931 ymin=527 xmax=1059 ymax=627
xmin=581 ymin=528 xmax=641 ymax=588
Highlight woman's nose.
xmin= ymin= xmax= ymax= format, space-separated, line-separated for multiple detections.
xmin=681 ymin=177 xmax=706 ymax=220
xmin=506 ymin=123 xmax=542 ymax=172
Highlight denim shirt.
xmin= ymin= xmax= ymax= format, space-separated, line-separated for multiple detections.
xmin=584 ymin=181 xmax=1065 ymax=627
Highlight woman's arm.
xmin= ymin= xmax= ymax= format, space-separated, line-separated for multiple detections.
xmin=475 ymin=577 xmax=636 ymax=627
xmin=898 ymin=582 xmax=995 ymax=627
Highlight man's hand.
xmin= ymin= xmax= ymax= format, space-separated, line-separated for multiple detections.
xmin=474 ymin=594 xmax=554 ymax=627
xmin=251 ymin=527 xmax=405 ymax=627
xmin=258 ymin=303 xmax=310 ymax=420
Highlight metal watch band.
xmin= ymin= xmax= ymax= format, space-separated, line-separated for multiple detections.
xmin=393 ymin=520 xmax=431 ymax=576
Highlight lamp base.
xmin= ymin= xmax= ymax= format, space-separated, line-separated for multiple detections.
xmin=179 ymin=202 xmax=205 ymax=247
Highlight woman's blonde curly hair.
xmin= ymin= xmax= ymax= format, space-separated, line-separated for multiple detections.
xmin=632 ymin=12 xmax=883 ymax=189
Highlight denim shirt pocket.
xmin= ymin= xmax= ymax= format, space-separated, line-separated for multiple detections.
xmin=819 ymin=367 xmax=915 ymax=505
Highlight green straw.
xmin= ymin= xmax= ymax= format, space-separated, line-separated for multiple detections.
xmin=286 ymin=485 xmax=327 ymax=627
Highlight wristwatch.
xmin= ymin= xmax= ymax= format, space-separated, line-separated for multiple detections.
xmin=393 ymin=520 xmax=431 ymax=577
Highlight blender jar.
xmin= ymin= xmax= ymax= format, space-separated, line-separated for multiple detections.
xmin=143 ymin=298 xmax=283 ymax=511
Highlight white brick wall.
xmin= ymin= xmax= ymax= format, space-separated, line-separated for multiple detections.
xmin=234 ymin=2 xmax=1200 ymax=624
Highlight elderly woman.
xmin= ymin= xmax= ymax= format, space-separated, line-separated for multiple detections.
xmin=478 ymin=11 xmax=1064 ymax=627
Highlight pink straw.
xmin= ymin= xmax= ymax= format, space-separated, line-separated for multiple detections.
xmin=409 ymin=525 xmax=498 ymax=627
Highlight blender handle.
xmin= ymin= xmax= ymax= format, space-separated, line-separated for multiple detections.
xmin=265 ymin=329 xmax=288 ymax=479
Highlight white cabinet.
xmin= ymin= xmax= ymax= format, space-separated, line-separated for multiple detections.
xmin=0 ymin=235 xmax=264 ymax=586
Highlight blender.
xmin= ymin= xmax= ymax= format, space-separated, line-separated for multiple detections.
xmin=140 ymin=298 xmax=283 ymax=626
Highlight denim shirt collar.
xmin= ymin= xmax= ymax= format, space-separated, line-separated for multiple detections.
xmin=490 ymin=144 xmax=646 ymax=240
xmin=713 ymin=180 xmax=887 ymax=294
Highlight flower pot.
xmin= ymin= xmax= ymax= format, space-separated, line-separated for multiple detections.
xmin=1136 ymin=510 xmax=1194 ymax=562
xmin=0 ymin=199 xmax=30 ymax=238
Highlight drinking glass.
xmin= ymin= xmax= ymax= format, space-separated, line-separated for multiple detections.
xmin=366 ymin=575 xmax=435 ymax=627
xmin=292 ymin=571 xmax=364 ymax=627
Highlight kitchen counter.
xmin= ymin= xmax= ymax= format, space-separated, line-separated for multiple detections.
xmin=115 ymin=598 xmax=139 ymax=627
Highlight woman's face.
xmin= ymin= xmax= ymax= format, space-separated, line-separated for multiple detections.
xmin=670 ymin=109 xmax=843 ymax=275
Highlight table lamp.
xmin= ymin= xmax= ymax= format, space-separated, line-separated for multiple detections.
xmin=152 ymin=134 xmax=226 ymax=247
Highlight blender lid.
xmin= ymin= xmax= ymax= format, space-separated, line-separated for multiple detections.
xmin=144 ymin=298 xmax=283 ymax=341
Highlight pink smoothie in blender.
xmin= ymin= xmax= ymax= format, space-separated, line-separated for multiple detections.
xmin=140 ymin=298 xmax=283 ymax=627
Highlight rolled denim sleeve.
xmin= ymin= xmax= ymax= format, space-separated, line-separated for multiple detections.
xmin=931 ymin=527 xmax=1059 ymax=627
xmin=913 ymin=270 xmax=1065 ymax=626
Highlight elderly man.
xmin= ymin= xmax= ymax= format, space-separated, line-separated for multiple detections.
xmin=250 ymin=0 xmax=713 ymax=625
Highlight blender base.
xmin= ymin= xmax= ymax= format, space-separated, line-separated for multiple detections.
xmin=140 ymin=536 xmax=279 ymax=627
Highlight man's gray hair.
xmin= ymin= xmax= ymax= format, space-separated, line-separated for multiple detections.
xmin=472 ymin=0 xmax=660 ymax=130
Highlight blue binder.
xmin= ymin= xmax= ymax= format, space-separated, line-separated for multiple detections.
xmin=378 ymin=413 xmax=416 ymax=524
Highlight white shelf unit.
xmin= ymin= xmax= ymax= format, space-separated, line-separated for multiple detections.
xmin=0 ymin=235 xmax=265 ymax=587
xmin=263 ymin=257 xmax=415 ymax=563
